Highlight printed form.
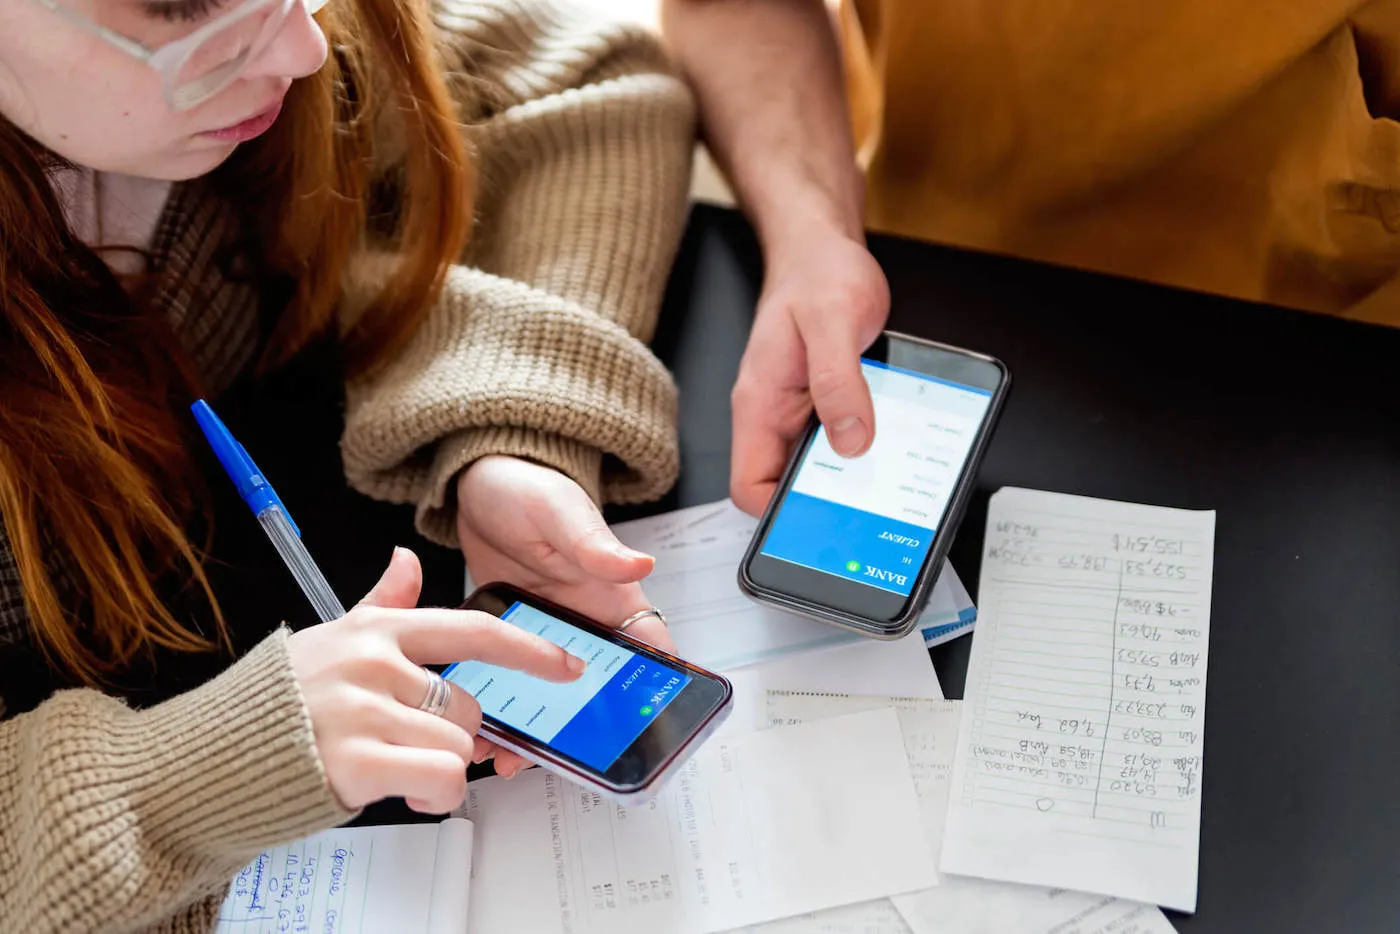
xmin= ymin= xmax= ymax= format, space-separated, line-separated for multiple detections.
xmin=460 ymin=708 xmax=938 ymax=934
xmin=941 ymin=488 xmax=1215 ymax=912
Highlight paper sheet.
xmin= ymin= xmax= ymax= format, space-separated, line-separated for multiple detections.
xmin=726 ymin=692 xmax=961 ymax=934
xmin=724 ymin=632 xmax=944 ymax=734
xmin=752 ymin=690 xmax=1171 ymax=934
xmin=893 ymin=880 xmax=1177 ymax=934
xmin=941 ymin=488 xmax=1215 ymax=912
xmin=610 ymin=500 xmax=977 ymax=665
xmin=215 ymin=820 xmax=473 ymax=934
xmin=732 ymin=900 xmax=912 ymax=934
xmin=427 ymin=818 xmax=475 ymax=934
xmin=763 ymin=691 xmax=961 ymax=841
xmin=461 ymin=708 xmax=938 ymax=934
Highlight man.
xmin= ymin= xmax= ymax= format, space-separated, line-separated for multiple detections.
xmin=661 ymin=0 xmax=1400 ymax=515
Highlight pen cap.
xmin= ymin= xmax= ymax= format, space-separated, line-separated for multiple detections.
xmin=190 ymin=400 xmax=300 ymax=536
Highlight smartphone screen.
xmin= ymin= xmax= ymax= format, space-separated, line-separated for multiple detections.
xmin=744 ymin=334 xmax=1007 ymax=632
xmin=442 ymin=601 xmax=695 ymax=773
xmin=760 ymin=358 xmax=994 ymax=594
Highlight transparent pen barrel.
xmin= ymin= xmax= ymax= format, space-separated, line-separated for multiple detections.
xmin=257 ymin=506 xmax=347 ymax=623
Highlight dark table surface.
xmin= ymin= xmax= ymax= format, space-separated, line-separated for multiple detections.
xmin=343 ymin=202 xmax=1400 ymax=932
xmin=640 ymin=204 xmax=1400 ymax=933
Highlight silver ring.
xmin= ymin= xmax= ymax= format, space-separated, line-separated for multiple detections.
xmin=417 ymin=668 xmax=451 ymax=718
xmin=618 ymin=606 xmax=666 ymax=631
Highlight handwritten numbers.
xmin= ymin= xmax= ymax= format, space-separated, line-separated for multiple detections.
xmin=944 ymin=488 xmax=1214 ymax=911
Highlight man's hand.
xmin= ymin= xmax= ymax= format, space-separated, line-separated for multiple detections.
xmin=730 ymin=228 xmax=890 ymax=515
xmin=455 ymin=455 xmax=674 ymax=776
xmin=662 ymin=0 xmax=884 ymax=515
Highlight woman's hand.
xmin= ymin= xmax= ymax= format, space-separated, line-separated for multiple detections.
xmin=456 ymin=455 xmax=674 ymax=776
xmin=287 ymin=547 xmax=584 ymax=814
xmin=456 ymin=455 xmax=672 ymax=648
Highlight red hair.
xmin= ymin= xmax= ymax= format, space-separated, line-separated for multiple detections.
xmin=0 ymin=0 xmax=474 ymax=684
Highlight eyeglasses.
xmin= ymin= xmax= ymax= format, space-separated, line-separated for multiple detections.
xmin=33 ymin=0 xmax=329 ymax=112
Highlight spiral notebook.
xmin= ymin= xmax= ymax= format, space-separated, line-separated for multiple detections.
xmin=213 ymin=819 xmax=473 ymax=934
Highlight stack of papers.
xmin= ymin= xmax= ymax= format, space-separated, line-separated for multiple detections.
xmin=745 ymin=689 xmax=1179 ymax=934
xmin=462 ymin=709 xmax=939 ymax=934
xmin=263 ymin=488 xmax=1212 ymax=933
xmin=461 ymin=490 xmax=1203 ymax=932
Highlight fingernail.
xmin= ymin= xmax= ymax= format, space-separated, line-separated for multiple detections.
xmin=829 ymin=416 xmax=869 ymax=456
xmin=565 ymin=653 xmax=586 ymax=674
xmin=613 ymin=542 xmax=650 ymax=562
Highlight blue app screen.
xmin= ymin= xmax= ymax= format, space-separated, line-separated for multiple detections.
xmin=442 ymin=603 xmax=692 ymax=772
xmin=759 ymin=358 xmax=993 ymax=596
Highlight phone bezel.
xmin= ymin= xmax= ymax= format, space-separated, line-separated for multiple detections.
xmin=449 ymin=583 xmax=734 ymax=794
xmin=738 ymin=330 xmax=1010 ymax=638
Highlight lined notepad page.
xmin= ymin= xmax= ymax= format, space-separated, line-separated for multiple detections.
xmin=214 ymin=819 xmax=473 ymax=934
xmin=941 ymin=488 xmax=1215 ymax=912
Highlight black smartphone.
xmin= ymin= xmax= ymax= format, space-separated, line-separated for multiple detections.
xmin=445 ymin=584 xmax=733 ymax=803
xmin=739 ymin=330 xmax=1009 ymax=638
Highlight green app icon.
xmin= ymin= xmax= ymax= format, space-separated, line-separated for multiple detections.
xmin=639 ymin=705 xmax=654 ymax=716
xmin=845 ymin=560 xmax=861 ymax=573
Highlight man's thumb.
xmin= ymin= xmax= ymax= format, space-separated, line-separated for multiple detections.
xmin=359 ymin=546 xmax=423 ymax=609
xmin=807 ymin=333 xmax=877 ymax=458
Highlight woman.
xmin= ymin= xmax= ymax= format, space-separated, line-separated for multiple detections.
xmin=0 ymin=0 xmax=694 ymax=928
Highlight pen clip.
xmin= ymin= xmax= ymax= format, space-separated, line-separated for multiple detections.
xmin=241 ymin=441 xmax=301 ymax=538
xmin=191 ymin=399 xmax=301 ymax=538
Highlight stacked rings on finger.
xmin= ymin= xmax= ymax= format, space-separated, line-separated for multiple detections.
xmin=418 ymin=668 xmax=451 ymax=718
xmin=618 ymin=606 xmax=666 ymax=631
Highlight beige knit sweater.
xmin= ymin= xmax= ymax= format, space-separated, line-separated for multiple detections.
xmin=0 ymin=3 xmax=694 ymax=931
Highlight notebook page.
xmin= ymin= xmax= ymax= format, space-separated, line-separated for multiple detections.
xmin=941 ymin=488 xmax=1214 ymax=912
xmin=427 ymin=818 xmax=475 ymax=934
xmin=461 ymin=708 xmax=938 ymax=934
xmin=215 ymin=820 xmax=472 ymax=934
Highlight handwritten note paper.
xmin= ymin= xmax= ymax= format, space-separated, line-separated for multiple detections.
xmin=941 ymin=488 xmax=1215 ymax=912
xmin=460 ymin=708 xmax=938 ymax=934
xmin=214 ymin=819 xmax=473 ymax=934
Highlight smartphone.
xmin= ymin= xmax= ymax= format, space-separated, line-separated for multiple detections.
xmin=444 ymin=584 xmax=734 ymax=803
xmin=739 ymin=331 xmax=1009 ymax=639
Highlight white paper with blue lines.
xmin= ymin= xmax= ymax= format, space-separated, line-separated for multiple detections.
xmin=214 ymin=819 xmax=472 ymax=934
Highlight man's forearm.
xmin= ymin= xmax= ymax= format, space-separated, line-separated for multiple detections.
xmin=661 ymin=0 xmax=865 ymax=259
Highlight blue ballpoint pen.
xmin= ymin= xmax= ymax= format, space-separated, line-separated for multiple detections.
xmin=191 ymin=400 xmax=348 ymax=624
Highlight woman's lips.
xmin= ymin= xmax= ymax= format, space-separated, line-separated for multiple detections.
xmin=201 ymin=100 xmax=284 ymax=143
